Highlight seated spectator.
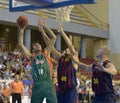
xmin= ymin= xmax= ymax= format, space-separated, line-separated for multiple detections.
xmin=23 ymin=84 xmax=29 ymax=95
xmin=0 ymin=84 xmax=9 ymax=103
xmin=2 ymin=83 xmax=10 ymax=103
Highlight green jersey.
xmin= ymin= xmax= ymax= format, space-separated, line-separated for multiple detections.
xmin=31 ymin=54 xmax=57 ymax=103
xmin=32 ymin=54 xmax=50 ymax=81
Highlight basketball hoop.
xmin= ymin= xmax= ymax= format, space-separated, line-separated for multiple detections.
xmin=55 ymin=0 xmax=74 ymax=22
xmin=9 ymin=0 xmax=96 ymax=12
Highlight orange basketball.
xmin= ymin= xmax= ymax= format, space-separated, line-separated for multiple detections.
xmin=17 ymin=15 xmax=28 ymax=29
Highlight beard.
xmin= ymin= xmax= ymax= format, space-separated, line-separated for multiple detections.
xmin=33 ymin=49 xmax=41 ymax=54
xmin=64 ymin=53 xmax=70 ymax=57
xmin=64 ymin=53 xmax=71 ymax=61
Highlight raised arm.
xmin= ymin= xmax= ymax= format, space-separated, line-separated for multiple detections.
xmin=58 ymin=25 xmax=79 ymax=69
xmin=58 ymin=24 xmax=76 ymax=55
xmin=44 ymin=35 xmax=56 ymax=57
xmin=38 ymin=25 xmax=49 ymax=45
xmin=38 ymin=18 xmax=61 ymax=60
xmin=18 ymin=28 xmax=31 ymax=60
xmin=57 ymin=25 xmax=92 ymax=71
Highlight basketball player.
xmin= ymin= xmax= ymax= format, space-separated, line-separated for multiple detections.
xmin=72 ymin=45 xmax=117 ymax=103
xmin=17 ymin=16 xmax=57 ymax=103
xmin=38 ymin=18 xmax=78 ymax=103
xmin=41 ymin=21 xmax=117 ymax=103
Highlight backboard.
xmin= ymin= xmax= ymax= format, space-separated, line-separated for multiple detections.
xmin=9 ymin=0 xmax=97 ymax=12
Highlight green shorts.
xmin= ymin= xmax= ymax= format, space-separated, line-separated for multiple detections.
xmin=31 ymin=80 xmax=57 ymax=103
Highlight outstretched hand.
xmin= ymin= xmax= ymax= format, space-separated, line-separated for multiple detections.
xmin=38 ymin=18 xmax=45 ymax=27
xmin=94 ymin=61 xmax=105 ymax=71
xmin=18 ymin=26 xmax=26 ymax=33
xmin=58 ymin=23 xmax=63 ymax=33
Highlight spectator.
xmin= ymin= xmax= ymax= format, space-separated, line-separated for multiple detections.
xmin=0 ymin=84 xmax=9 ymax=103
xmin=2 ymin=83 xmax=10 ymax=103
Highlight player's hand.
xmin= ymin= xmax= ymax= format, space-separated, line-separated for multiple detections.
xmin=58 ymin=23 xmax=63 ymax=33
xmin=38 ymin=18 xmax=45 ymax=27
xmin=94 ymin=62 xmax=105 ymax=71
xmin=18 ymin=26 xmax=26 ymax=32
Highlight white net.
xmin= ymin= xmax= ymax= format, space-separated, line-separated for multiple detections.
xmin=55 ymin=0 xmax=74 ymax=22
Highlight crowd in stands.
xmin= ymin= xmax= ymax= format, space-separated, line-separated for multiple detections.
xmin=0 ymin=49 xmax=32 ymax=80
xmin=0 ymin=48 xmax=120 ymax=103
xmin=0 ymin=48 xmax=32 ymax=81
xmin=0 ymin=48 xmax=33 ymax=102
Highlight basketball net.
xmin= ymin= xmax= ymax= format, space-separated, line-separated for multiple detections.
xmin=55 ymin=0 xmax=74 ymax=23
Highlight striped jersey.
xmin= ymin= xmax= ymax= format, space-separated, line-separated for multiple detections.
xmin=92 ymin=60 xmax=114 ymax=94
xmin=57 ymin=56 xmax=77 ymax=92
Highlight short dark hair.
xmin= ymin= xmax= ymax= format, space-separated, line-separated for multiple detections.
xmin=32 ymin=41 xmax=40 ymax=46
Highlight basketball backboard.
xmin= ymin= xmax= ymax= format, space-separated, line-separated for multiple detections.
xmin=9 ymin=0 xmax=97 ymax=12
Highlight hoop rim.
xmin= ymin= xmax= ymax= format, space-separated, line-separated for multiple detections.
xmin=55 ymin=5 xmax=74 ymax=22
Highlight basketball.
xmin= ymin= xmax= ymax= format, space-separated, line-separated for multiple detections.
xmin=16 ymin=15 xmax=28 ymax=29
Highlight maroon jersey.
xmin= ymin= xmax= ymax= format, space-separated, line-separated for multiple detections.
xmin=92 ymin=60 xmax=114 ymax=94
xmin=57 ymin=56 xmax=77 ymax=92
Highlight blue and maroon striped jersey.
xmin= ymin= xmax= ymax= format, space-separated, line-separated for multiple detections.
xmin=57 ymin=56 xmax=77 ymax=92
xmin=92 ymin=60 xmax=114 ymax=94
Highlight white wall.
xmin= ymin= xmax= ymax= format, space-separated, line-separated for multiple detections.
xmin=83 ymin=0 xmax=108 ymax=24
xmin=109 ymin=0 xmax=120 ymax=53
xmin=109 ymin=0 xmax=120 ymax=69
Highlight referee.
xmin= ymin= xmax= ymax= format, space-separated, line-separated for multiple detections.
xmin=10 ymin=74 xmax=24 ymax=103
